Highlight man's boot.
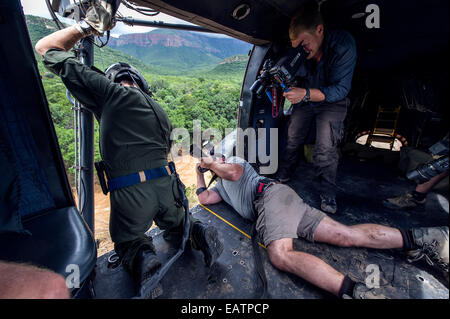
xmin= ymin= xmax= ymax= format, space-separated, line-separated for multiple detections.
xmin=382 ymin=191 xmax=426 ymax=210
xmin=191 ymin=222 xmax=224 ymax=267
xmin=132 ymin=247 xmax=162 ymax=288
xmin=407 ymin=226 xmax=449 ymax=273
xmin=320 ymin=194 xmax=337 ymax=214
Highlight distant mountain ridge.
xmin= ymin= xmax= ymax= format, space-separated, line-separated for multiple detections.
xmin=108 ymin=29 xmax=252 ymax=74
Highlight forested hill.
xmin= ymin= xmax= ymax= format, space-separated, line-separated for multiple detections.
xmin=208 ymin=55 xmax=250 ymax=76
xmin=108 ymin=28 xmax=252 ymax=74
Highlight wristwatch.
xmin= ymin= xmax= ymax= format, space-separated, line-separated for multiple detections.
xmin=75 ymin=20 xmax=93 ymax=37
xmin=196 ymin=187 xmax=208 ymax=195
xmin=302 ymin=88 xmax=311 ymax=103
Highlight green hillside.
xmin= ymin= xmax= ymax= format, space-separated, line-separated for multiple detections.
xmin=114 ymin=44 xmax=222 ymax=75
xmin=108 ymin=28 xmax=252 ymax=75
xmin=208 ymin=55 xmax=249 ymax=77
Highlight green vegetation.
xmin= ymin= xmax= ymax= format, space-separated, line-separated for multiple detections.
xmin=108 ymin=28 xmax=252 ymax=75
xmin=26 ymin=15 xmax=247 ymax=184
xmin=113 ymin=44 xmax=222 ymax=75
xmin=207 ymin=55 xmax=249 ymax=77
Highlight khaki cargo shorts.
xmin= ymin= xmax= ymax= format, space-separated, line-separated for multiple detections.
xmin=254 ymin=183 xmax=326 ymax=247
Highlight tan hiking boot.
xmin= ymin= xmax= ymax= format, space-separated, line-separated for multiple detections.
xmin=383 ymin=192 xmax=426 ymax=210
xmin=408 ymin=226 xmax=449 ymax=273
xmin=320 ymin=194 xmax=337 ymax=214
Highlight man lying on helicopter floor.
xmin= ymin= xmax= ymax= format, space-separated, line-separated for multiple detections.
xmin=195 ymin=154 xmax=449 ymax=299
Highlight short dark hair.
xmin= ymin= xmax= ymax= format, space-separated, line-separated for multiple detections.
xmin=289 ymin=0 xmax=324 ymax=40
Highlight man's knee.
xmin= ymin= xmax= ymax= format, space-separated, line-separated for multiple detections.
xmin=267 ymin=239 xmax=292 ymax=271
xmin=314 ymin=147 xmax=337 ymax=164
xmin=285 ymin=134 xmax=304 ymax=151
xmin=334 ymin=228 xmax=357 ymax=247
xmin=286 ymin=123 xmax=308 ymax=147
xmin=314 ymin=218 xmax=356 ymax=247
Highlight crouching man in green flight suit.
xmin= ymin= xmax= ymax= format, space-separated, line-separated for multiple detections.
xmin=35 ymin=4 xmax=223 ymax=291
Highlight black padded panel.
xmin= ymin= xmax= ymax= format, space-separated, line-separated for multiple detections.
xmin=0 ymin=0 xmax=74 ymax=210
xmin=0 ymin=206 xmax=97 ymax=283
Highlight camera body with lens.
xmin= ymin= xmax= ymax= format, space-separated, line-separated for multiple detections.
xmin=250 ymin=45 xmax=309 ymax=99
xmin=406 ymin=135 xmax=449 ymax=183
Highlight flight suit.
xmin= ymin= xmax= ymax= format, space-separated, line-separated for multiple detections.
xmin=43 ymin=49 xmax=196 ymax=272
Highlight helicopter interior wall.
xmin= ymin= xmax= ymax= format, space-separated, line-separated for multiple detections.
xmin=0 ymin=0 xmax=75 ymax=213
xmin=132 ymin=1 xmax=449 ymax=61
xmin=132 ymin=0 xmax=292 ymax=44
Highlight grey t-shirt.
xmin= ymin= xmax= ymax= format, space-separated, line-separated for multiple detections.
xmin=210 ymin=157 xmax=265 ymax=221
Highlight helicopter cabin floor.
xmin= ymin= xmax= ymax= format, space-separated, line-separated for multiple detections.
xmin=93 ymin=157 xmax=449 ymax=299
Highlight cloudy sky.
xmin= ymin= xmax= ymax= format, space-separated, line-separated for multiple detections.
xmin=20 ymin=0 xmax=201 ymax=37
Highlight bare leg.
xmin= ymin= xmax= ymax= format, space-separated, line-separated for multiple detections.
xmin=267 ymin=238 xmax=345 ymax=296
xmin=0 ymin=261 xmax=70 ymax=299
xmin=416 ymin=170 xmax=449 ymax=194
xmin=266 ymin=218 xmax=404 ymax=297
xmin=313 ymin=216 xmax=404 ymax=249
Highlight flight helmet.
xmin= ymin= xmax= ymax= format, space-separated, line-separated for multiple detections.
xmin=104 ymin=62 xmax=150 ymax=94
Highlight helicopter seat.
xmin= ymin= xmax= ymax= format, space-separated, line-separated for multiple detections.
xmin=0 ymin=204 xmax=97 ymax=296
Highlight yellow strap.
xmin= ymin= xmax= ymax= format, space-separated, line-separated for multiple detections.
xmin=199 ymin=204 xmax=266 ymax=249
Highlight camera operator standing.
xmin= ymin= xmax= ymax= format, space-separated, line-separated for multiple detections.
xmin=276 ymin=1 xmax=357 ymax=214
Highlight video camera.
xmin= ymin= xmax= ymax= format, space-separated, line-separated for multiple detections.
xmin=406 ymin=135 xmax=449 ymax=183
xmin=250 ymin=45 xmax=308 ymax=103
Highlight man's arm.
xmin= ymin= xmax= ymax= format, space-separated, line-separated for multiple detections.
xmin=283 ymin=87 xmax=325 ymax=104
xmin=34 ymin=26 xmax=115 ymax=114
xmin=36 ymin=0 xmax=114 ymax=56
xmin=35 ymin=26 xmax=84 ymax=57
xmin=318 ymin=33 xmax=357 ymax=103
xmin=200 ymin=156 xmax=244 ymax=182
xmin=318 ymin=48 xmax=356 ymax=103
xmin=34 ymin=3 xmax=118 ymax=114
xmin=196 ymin=164 xmax=222 ymax=205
